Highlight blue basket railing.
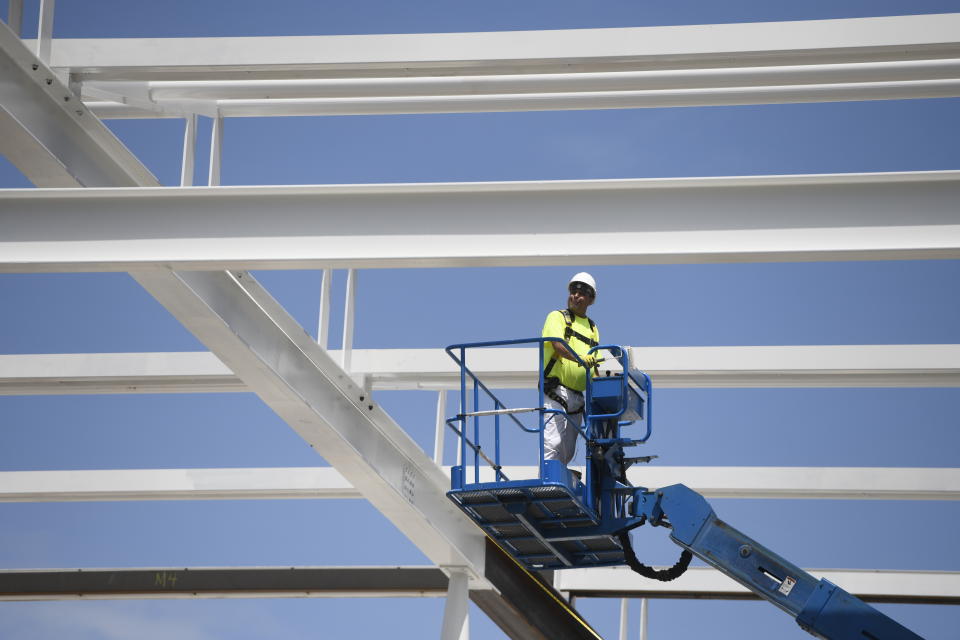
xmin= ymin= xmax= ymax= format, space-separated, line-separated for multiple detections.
xmin=585 ymin=344 xmax=653 ymax=445
xmin=445 ymin=338 xmax=652 ymax=489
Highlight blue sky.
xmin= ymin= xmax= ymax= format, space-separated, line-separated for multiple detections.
xmin=1 ymin=1 xmax=959 ymax=638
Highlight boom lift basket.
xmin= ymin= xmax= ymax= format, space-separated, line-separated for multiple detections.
xmin=445 ymin=338 xmax=652 ymax=570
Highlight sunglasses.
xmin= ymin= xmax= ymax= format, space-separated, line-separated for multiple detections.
xmin=569 ymin=283 xmax=595 ymax=298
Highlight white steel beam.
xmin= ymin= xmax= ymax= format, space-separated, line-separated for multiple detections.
xmin=207 ymin=112 xmax=222 ymax=186
xmin=441 ymin=570 xmax=470 ymax=640
xmin=0 ymin=467 xmax=357 ymax=502
xmin=0 ymin=351 xmax=239 ymax=395
xmin=317 ymin=268 xmax=332 ymax=349
xmin=35 ymin=0 xmax=54 ymax=65
xmin=104 ymin=59 xmax=960 ymax=101
xmin=81 ymin=57 xmax=960 ymax=119
xmin=126 ymin=268 xmax=488 ymax=582
xmin=107 ymin=79 xmax=960 ymax=118
xmin=2 ymin=345 xmax=958 ymax=395
xmin=2 ymin=171 xmax=959 ymax=273
xmin=6 ymin=0 xmax=23 ymax=38
xmin=2 ymin=466 xmax=956 ymax=503
xmin=556 ymin=566 xmax=960 ymax=605
xmin=0 ymin=21 xmax=158 ymax=188
xmin=35 ymin=14 xmax=960 ymax=82
xmin=179 ymin=114 xmax=196 ymax=186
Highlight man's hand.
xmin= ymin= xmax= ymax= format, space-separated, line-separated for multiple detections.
xmin=582 ymin=354 xmax=599 ymax=368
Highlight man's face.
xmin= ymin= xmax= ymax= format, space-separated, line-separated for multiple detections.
xmin=567 ymin=282 xmax=595 ymax=316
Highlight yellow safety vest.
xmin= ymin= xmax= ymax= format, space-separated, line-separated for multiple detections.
xmin=541 ymin=309 xmax=599 ymax=392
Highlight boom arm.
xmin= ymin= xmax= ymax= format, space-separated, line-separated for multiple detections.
xmin=633 ymin=484 xmax=922 ymax=640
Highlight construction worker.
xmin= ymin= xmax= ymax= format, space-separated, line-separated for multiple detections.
xmin=541 ymin=272 xmax=600 ymax=465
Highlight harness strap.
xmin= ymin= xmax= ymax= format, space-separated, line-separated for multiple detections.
xmin=543 ymin=309 xmax=598 ymax=383
xmin=560 ymin=309 xmax=598 ymax=347
xmin=543 ymin=356 xmax=559 ymax=378
xmin=542 ymin=378 xmax=584 ymax=415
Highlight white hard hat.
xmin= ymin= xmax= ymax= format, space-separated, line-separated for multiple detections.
xmin=569 ymin=272 xmax=597 ymax=296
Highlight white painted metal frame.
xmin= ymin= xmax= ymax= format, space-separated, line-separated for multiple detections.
xmin=2 ymin=467 xmax=956 ymax=503
xmin=0 ymin=21 xmax=159 ymax=188
xmin=179 ymin=113 xmax=197 ymax=186
xmin=2 ymin=11 xmax=959 ymax=628
xmin=32 ymin=14 xmax=960 ymax=82
xmin=34 ymin=0 xmax=54 ymax=65
xmin=6 ymin=0 xmax=23 ymax=38
xmin=2 ymin=171 xmax=959 ymax=273
xmin=91 ymin=59 xmax=960 ymax=102
xmin=0 ymin=25 xmax=495 ymax=602
xmin=85 ymin=77 xmax=960 ymax=118
xmin=207 ymin=112 xmax=222 ymax=186
xmin=2 ymin=345 xmax=957 ymax=395
xmin=556 ymin=566 xmax=960 ymax=604
xmin=441 ymin=570 xmax=470 ymax=640
xmin=317 ymin=268 xmax=332 ymax=348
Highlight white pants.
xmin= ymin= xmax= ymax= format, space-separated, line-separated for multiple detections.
xmin=543 ymin=385 xmax=584 ymax=465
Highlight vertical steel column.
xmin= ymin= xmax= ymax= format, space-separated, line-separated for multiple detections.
xmin=317 ymin=268 xmax=332 ymax=348
xmin=7 ymin=0 xmax=23 ymax=37
xmin=179 ymin=114 xmax=197 ymax=187
xmin=639 ymin=598 xmax=648 ymax=640
xmin=618 ymin=598 xmax=629 ymax=640
xmin=433 ymin=390 xmax=447 ymax=465
xmin=35 ymin=0 xmax=54 ymax=64
xmin=440 ymin=569 xmax=470 ymax=640
xmin=207 ymin=113 xmax=222 ymax=186
xmin=341 ymin=268 xmax=356 ymax=371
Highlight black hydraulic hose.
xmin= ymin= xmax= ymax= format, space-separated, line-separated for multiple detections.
xmin=617 ymin=530 xmax=693 ymax=582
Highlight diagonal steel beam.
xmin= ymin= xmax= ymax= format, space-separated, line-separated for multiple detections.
xmin=0 ymin=32 xmax=595 ymax=638
xmin=130 ymin=267 xmax=487 ymax=575
xmin=0 ymin=21 xmax=158 ymax=187
xmin=128 ymin=267 xmax=602 ymax=638
xmin=1 ymin=20 xmax=490 ymax=581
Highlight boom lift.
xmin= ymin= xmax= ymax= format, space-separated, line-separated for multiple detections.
xmin=445 ymin=338 xmax=923 ymax=639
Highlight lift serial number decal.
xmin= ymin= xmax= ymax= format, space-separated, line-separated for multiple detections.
xmin=779 ymin=576 xmax=797 ymax=596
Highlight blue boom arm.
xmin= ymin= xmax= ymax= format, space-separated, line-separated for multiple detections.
xmin=634 ymin=484 xmax=923 ymax=640
xmin=443 ymin=339 xmax=924 ymax=638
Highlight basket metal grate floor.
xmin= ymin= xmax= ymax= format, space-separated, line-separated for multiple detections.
xmin=448 ymin=480 xmax=626 ymax=570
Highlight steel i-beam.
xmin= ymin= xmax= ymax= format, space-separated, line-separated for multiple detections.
xmin=0 ymin=20 xmax=157 ymax=187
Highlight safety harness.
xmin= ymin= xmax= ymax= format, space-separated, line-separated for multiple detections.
xmin=543 ymin=309 xmax=598 ymax=413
